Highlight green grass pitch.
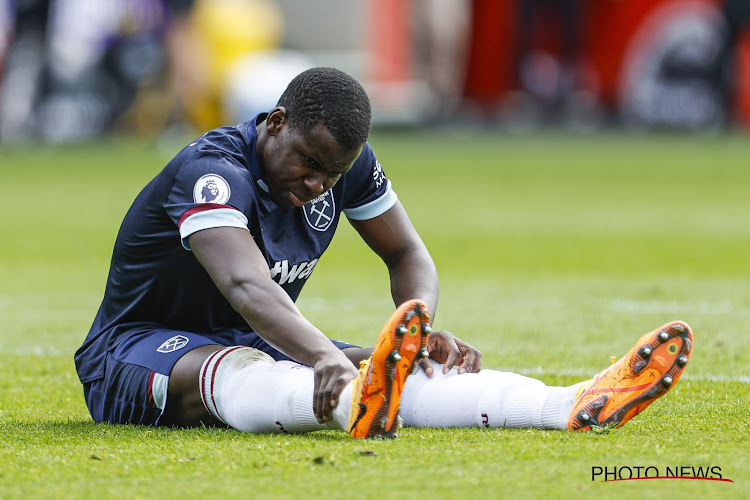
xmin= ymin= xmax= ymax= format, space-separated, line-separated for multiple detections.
xmin=1 ymin=131 xmax=748 ymax=499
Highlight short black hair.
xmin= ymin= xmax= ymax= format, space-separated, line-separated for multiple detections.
xmin=277 ymin=67 xmax=371 ymax=150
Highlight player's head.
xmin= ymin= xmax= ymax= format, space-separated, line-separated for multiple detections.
xmin=277 ymin=67 xmax=371 ymax=151
xmin=257 ymin=67 xmax=370 ymax=209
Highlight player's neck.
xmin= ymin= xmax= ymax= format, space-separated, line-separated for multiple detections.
xmin=254 ymin=122 xmax=267 ymax=175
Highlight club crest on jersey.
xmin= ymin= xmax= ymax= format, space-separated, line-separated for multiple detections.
xmin=157 ymin=335 xmax=189 ymax=353
xmin=303 ymin=190 xmax=335 ymax=231
xmin=193 ymin=174 xmax=231 ymax=204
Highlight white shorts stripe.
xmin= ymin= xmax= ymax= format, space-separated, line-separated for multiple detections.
xmin=151 ymin=373 xmax=169 ymax=410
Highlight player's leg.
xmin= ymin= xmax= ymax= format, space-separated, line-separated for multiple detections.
xmin=178 ymin=299 xmax=430 ymax=437
xmin=82 ymin=327 xmax=228 ymax=427
xmin=186 ymin=346 xmax=352 ymax=433
xmin=340 ymin=347 xmax=373 ymax=366
xmin=159 ymin=344 xmax=226 ymax=427
xmin=400 ymin=320 xmax=693 ymax=431
xmin=81 ymin=323 xmax=361 ymax=431
xmin=401 ymin=362 xmax=583 ymax=429
xmin=87 ymin=331 xmax=352 ymax=432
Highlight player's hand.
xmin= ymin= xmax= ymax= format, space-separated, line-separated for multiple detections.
xmin=419 ymin=330 xmax=482 ymax=377
xmin=312 ymin=354 xmax=359 ymax=423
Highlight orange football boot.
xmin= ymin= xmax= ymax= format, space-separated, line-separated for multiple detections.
xmin=348 ymin=299 xmax=431 ymax=438
xmin=568 ymin=320 xmax=693 ymax=431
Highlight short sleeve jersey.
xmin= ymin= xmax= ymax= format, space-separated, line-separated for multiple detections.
xmin=74 ymin=114 xmax=397 ymax=383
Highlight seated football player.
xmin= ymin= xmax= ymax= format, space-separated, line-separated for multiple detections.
xmin=74 ymin=67 xmax=692 ymax=437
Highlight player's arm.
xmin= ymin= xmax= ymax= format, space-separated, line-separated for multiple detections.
xmin=188 ymin=226 xmax=357 ymax=422
xmin=350 ymin=200 xmax=438 ymax=313
xmin=349 ymin=201 xmax=481 ymax=375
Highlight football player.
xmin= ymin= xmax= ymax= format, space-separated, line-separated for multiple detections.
xmin=75 ymin=67 xmax=692 ymax=437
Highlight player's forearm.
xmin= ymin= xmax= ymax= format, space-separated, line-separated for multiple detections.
xmin=225 ymin=276 xmax=345 ymax=365
xmin=348 ymin=201 xmax=439 ymax=320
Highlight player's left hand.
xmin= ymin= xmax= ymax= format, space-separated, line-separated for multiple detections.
xmin=419 ymin=330 xmax=481 ymax=377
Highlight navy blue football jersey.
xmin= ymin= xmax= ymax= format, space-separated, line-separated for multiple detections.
xmin=75 ymin=114 xmax=396 ymax=383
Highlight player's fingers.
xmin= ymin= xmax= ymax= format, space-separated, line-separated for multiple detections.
xmin=419 ymin=357 xmax=434 ymax=377
xmin=457 ymin=357 xmax=470 ymax=374
xmin=441 ymin=342 xmax=461 ymax=374
xmin=321 ymin=370 xmax=353 ymax=422
xmin=313 ymin=376 xmax=325 ymax=422
xmin=458 ymin=347 xmax=481 ymax=374
xmin=425 ymin=332 xmax=449 ymax=364
xmin=471 ymin=348 xmax=482 ymax=372
xmin=314 ymin=372 xmax=336 ymax=423
xmin=329 ymin=373 xmax=349 ymax=410
xmin=319 ymin=380 xmax=336 ymax=423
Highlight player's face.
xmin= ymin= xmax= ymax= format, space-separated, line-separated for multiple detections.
xmin=259 ymin=110 xmax=364 ymax=209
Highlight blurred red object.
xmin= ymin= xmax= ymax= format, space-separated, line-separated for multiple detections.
xmin=736 ymin=27 xmax=750 ymax=127
xmin=464 ymin=0 xmax=722 ymax=112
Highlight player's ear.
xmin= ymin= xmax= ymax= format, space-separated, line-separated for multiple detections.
xmin=266 ymin=107 xmax=288 ymax=136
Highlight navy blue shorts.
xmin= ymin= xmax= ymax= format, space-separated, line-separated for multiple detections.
xmin=83 ymin=326 xmax=356 ymax=426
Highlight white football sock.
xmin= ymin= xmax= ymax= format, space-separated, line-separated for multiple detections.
xmin=200 ymin=346 xmax=353 ymax=433
xmin=400 ymin=361 xmax=584 ymax=430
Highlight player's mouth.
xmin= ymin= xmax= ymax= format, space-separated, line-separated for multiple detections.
xmin=289 ymin=191 xmax=310 ymax=207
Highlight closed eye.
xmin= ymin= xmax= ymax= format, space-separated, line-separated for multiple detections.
xmin=303 ymin=154 xmax=346 ymax=182
xmin=303 ymin=155 xmax=320 ymax=168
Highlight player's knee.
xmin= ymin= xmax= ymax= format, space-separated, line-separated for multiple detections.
xmin=162 ymin=345 xmax=225 ymax=427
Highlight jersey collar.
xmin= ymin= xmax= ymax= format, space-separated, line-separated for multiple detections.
xmin=249 ymin=113 xmax=269 ymax=193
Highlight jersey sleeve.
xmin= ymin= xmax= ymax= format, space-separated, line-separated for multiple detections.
xmin=164 ymin=151 xmax=253 ymax=250
xmin=341 ymin=143 xmax=398 ymax=220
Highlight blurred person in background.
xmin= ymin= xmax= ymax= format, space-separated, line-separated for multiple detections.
xmin=720 ymin=0 xmax=750 ymax=126
xmin=412 ymin=0 xmax=471 ymax=124
xmin=0 ymin=0 xmax=290 ymax=144
xmin=515 ymin=0 xmax=586 ymax=125
xmin=0 ymin=0 xmax=198 ymax=143
xmin=0 ymin=0 xmax=13 ymax=82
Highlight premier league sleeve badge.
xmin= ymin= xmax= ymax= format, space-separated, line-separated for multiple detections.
xmin=193 ymin=174 xmax=231 ymax=204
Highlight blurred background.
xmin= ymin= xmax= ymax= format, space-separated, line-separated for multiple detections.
xmin=1 ymin=0 xmax=750 ymax=144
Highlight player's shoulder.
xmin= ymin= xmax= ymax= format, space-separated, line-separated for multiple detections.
xmin=184 ymin=124 xmax=250 ymax=161
xmin=168 ymin=123 xmax=256 ymax=176
xmin=154 ymin=125 xmax=258 ymax=209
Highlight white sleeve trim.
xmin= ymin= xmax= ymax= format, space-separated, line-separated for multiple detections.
xmin=179 ymin=208 xmax=249 ymax=250
xmin=343 ymin=180 xmax=398 ymax=220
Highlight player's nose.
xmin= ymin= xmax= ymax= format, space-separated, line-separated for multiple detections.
xmin=302 ymin=173 xmax=326 ymax=197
